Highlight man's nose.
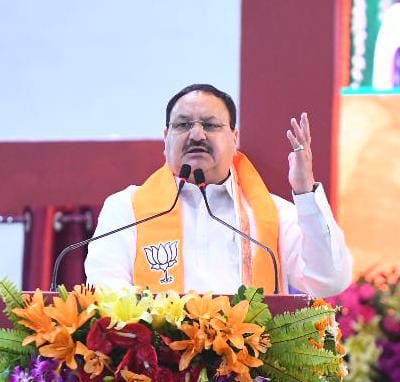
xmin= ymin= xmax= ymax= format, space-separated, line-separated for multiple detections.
xmin=188 ymin=122 xmax=206 ymax=141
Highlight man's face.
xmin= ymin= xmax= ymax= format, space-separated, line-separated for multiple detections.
xmin=164 ymin=91 xmax=238 ymax=184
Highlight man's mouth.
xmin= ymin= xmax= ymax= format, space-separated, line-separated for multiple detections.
xmin=185 ymin=147 xmax=209 ymax=154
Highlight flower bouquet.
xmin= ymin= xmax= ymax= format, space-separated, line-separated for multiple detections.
xmin=0 ymin=279 xmax=346 ymax=381
xmin=328 ymin=267 xmax=400 ymax=382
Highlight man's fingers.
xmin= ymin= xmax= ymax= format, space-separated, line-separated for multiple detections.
xmin=290 ymin=117 xmax=306 ymax=145
xmin=300 ymin=112 xmax=311 ymax=144
xmin=286 ymin=129 xmax=301 ymax=150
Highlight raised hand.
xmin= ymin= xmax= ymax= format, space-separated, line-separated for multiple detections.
xmin=286 ymin=112 xmax=315 ymax=194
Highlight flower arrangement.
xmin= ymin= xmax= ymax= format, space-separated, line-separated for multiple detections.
xmin=0 ymin=279 xmax=346 ymax=382
xmin=327 ymin=267 xmax=400 ymax=382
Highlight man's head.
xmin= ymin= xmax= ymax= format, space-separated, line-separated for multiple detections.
xmin=164 ymin=84 xmax=238 ymax=184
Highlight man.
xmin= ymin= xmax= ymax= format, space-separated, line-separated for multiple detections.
xmin=85 ymin=84 xmax=352 ymax=297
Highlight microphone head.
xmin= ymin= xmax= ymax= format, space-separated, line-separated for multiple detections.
xmin=193 ymin=168 xmax=206 ymax=186
xmin=179 ymin=164 xmax=191 ymax=180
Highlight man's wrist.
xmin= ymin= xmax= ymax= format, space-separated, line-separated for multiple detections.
xmin=293 ymin=182 xmax=318 ymax=195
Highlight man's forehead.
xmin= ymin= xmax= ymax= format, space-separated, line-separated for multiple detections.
xmin=170 ymin=91 xmax=229 ymax=118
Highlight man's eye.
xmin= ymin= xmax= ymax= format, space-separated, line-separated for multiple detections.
xmin=203 ymin=123 xmax=217 ymax=131
xmin=175 ymin=122 xmax=191 ymax=130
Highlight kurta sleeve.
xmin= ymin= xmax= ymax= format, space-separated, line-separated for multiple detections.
xmin=272 ymin=183 xmax=353 ymax=297
xmin=85 ymin=186 xmax=137 ymax=289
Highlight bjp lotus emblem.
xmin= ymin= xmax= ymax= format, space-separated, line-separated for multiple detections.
xmin=143 ymin=241 xmax=179 ymax=284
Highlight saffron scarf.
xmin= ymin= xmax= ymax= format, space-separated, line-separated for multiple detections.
xmin=132 ymin=151 xmax=282 ymax=294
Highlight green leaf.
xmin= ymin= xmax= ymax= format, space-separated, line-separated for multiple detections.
xmin=232 ymin=285 xmax=272 ymax=326
xmin=245 ymin=301 xmax=272 ymax=326
xmin=243 ymin=287 xmax=264 ymax=304
xmin=258 ymin=305 xmax=344 ymax=380
xmin=231 ymin=285 xmax=247 ymax=305
xmin=0 ymin=328 xmax=36 ymax=356
xmin=260 ymin=357 xmax=323 ymax=382
xmin=198 ymin=368 xmax=209 ymax=382
xmin=57 ymin=284 xmax=69 ymax=301
xmin=0 ymin=278 xmax=24 ymax=326
xmin=267 ymin=306 xmax=335 ymax=334
xmin=0 ymin=352 xmax=31 ymax=375
xmin=269 ymin=320 xmax=320 ymax=345
xmin=269 ymin=344 xmax=340 ymax=373
xmin=0 ymin=365 xmax=11 ymax=381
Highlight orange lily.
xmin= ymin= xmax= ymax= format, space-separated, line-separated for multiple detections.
xmin=211 ymin=300 xmax=261 ymax=349
xmin=169 ymin=322 xmax=207 ymax=370
xmin=120 ymin=370 xmax=152 ymax=382
xmin=44 ymin=294 xmax=94 ymax=334
xmin=200 ymin=320 xmax=217 ymax=350
xmin=80 ymin=347 xmax=113 ymax=377
xmin=234 ymin=347 xmax=263 ymax=382
xmin=39 ymin=325 xmax=87 ymax=370
xmin=216 ymin=341 xmax=262 ymax=382
xmin=72 ymin=284 xmax=98 ymax=310
xmin=244 ymin=326 xmax=270 ymax=357
xmin=185 ymin=293 xmax=229 ymax=323
xmin=12 ymin=289 xmax=55 ymax=346
xmin=213 ymin=334 xmax=237 ymax=372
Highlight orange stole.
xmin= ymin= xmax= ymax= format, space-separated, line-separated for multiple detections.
xmin=132 ymin=152 xmax=282 ymax=294
xmin=233 ymin=153 xmax=283 ymax=293
xmin=132 ymin=164 xmax=184 ymax=293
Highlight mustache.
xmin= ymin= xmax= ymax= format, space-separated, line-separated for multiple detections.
xmin=183 ymin=141 xmax=213 ymax=155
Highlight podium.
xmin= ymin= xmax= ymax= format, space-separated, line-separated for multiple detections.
xmin=0 ymin=292 xmax=310 ymax=329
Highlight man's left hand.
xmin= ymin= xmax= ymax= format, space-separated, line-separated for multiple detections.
xmin=286 ymin=112 xmax=315 ymax=194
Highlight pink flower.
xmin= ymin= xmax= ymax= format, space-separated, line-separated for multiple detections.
xmin=339 ymin=315 xmax=355 ymax=338
xmin=358 ymin=284 xmax=376 ymax=301
xmin=382 ymin=316 xmax=400 ymax=335
xmin=338 ymin=286 xmax=360 ymax=309
xmin=357 ymin=305 xmax=377 ymax=323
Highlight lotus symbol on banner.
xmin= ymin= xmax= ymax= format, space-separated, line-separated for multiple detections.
xmin=143 ymin=241 xmax=179 ymax=284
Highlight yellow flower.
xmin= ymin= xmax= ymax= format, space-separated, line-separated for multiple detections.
xmin=151 ymin=290 xmax=192 ymax=328
xmin=44 ymin=294 xmax=94 ymax=334
xmin=12 ymin=289 xmax=56 ymax=346
xmin=39 ymin=325 xmax=87 ymax=370
xmin=96 ymin=286 xmax=153 ymax=329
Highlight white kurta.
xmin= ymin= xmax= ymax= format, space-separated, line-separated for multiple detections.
xmin=85 ymin=177 xmax=352 ymax=297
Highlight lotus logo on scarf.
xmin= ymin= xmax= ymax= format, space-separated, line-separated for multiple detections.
xmin=143 ymin=241 xmax=178 ymax=284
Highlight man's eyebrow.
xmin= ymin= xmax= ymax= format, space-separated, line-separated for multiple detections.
xmin=173 ymin=114 xmax=191 ymax=121
xmin=201 ymin=116 xmax=218 ymax=121
xmin=173 ymin=114 xmax=218 ymax=121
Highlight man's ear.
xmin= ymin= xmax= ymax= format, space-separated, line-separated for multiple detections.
xmin=163 ymin=128 xmax=168 ymax=157
xmin=233 ymin=128 xmax=240 ymax=150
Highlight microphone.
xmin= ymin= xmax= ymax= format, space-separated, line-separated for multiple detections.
xmin=193 ymin=168 xmax=279 ymax=294
xmin=50 ymin=164 xmax=192 ymax=291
